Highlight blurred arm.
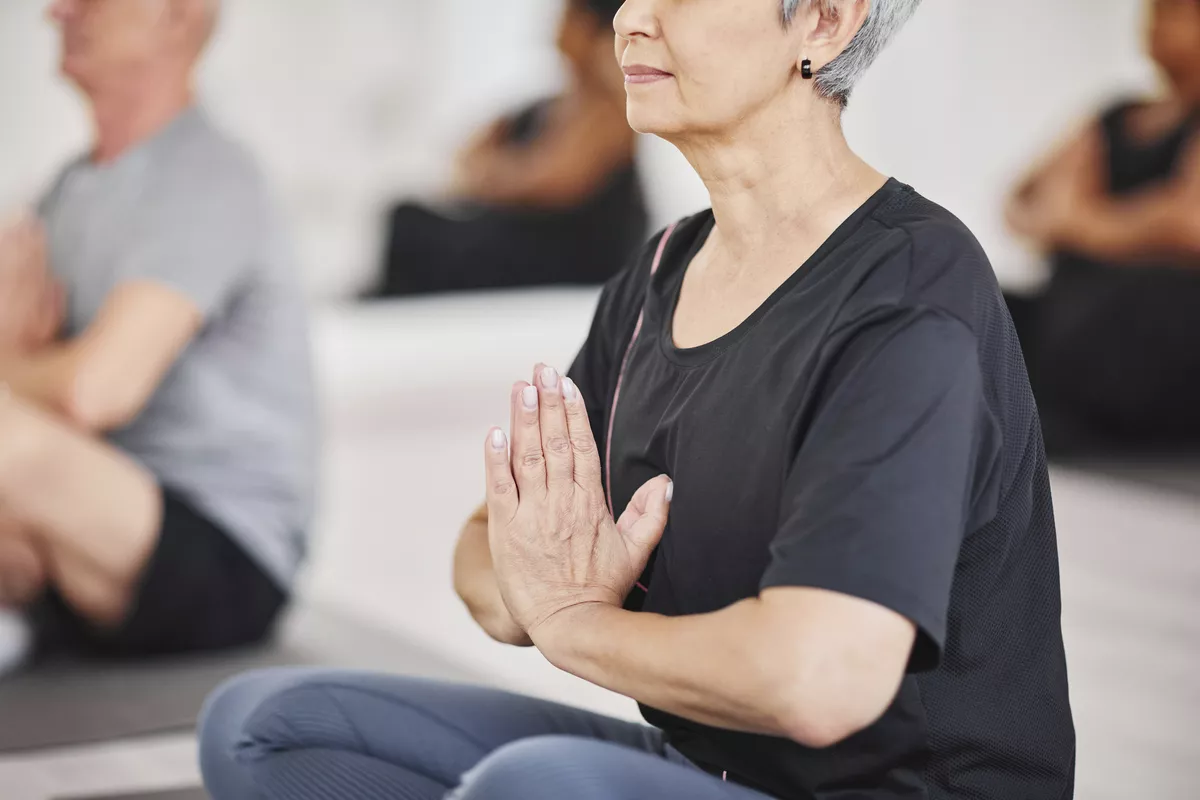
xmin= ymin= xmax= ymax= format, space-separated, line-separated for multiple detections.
xmin=1007 ymin=123 xmax=1100 ymax=211
xmin=1055 ymin=134 xmax=1200 ymax=264
xmin=457 ymin=101 xmax=633 ymax=209
xmin=453 ymin=501 xmax=534 ymax=647
xmin=1005 ymin=123 xmax=1107 ymax=250
xmin=0 ymin=282 xmax=201 ymax=431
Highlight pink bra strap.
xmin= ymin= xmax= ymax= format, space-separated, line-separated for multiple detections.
xmin=604 ymin=221 xmax=678 ymax=514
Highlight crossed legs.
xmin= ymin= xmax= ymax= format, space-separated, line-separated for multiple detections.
xmin=0 ymin=392 xmax=160 ymax=628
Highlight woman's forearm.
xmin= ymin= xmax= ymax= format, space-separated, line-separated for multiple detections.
xmin=531 ymin=593 xmax=911 ymax=750
xmin=1061 ymin=190 xmax=1200 ymax=265
xmin=532 ymin=600 xmax=811 ymax=742
xmin=452 ymin=509 xmax=533 ymax=647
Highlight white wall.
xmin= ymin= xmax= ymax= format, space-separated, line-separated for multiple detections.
xmin=0 ymin=0 xmax=1158 ymax=296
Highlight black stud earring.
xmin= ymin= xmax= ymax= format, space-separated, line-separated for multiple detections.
xmin=801 ymin=59 xmax=814 ymax=80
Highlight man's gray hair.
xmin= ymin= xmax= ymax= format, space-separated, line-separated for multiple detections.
xmin=781 ymin=0 xmax=922 ymax=108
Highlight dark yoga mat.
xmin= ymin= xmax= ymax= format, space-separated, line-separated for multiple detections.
xmin=0 ymin=604 xmax=481 ymax=754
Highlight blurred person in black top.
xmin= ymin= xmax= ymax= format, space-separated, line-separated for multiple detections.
xmin=202 ymin=2 xmax=1075 ymax=799
xmin=1006 ymin=0 xmax=1200 ymax=455
xmin=368 ymin=0 xmax=646 ymax=296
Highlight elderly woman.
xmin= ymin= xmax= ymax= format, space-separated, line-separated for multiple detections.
xmin=199 ymin=1 xmax=1076 ymax=798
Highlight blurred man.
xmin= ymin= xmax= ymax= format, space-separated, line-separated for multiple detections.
xmin=1005 ymin=0 xmax=1200 ymax=454
xmin=0 ymin=0 xmax=314 ymax=672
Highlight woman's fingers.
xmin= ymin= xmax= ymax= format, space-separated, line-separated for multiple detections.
xmin=483 ymin=427 xmax=518 ymax=522
xmin=561 ymin=377 xmax=603 ymax=489
xmin=616 ymin=474 xmax=673 ymax=553
xmin=536 ymin=366 xmax=574 ymax=488
xmin=510 ymin=363 xmax=545 ymax=473
xmin=510 ymin=380 xmax=547 ymax=495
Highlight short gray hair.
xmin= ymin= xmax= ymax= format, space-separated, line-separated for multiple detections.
xmin=782 ymin=0 xmax=922 ymax=108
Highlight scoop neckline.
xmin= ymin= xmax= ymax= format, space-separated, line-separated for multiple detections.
xmin=656 ymin=177 xmax=904 ymax=368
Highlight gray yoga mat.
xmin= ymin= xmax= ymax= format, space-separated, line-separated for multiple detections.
xmin=59 ymin=790 xmax=208 ymax=800
xmin=1065 ymin=456 xmax=1200 ymax=499
xmin=0 ymin=604 xmax=480 ymax=754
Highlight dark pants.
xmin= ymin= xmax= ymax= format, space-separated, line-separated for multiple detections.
xmin=30 ymin=490 xmax=285 ymax=659
xmin=199 ymin=669 xmax=775 ymax=800
xmin=1004 ymin=279 xmax=1200 ymax=456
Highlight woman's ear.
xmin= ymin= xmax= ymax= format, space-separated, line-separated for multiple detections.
xmin=802 ymin=0 xmax=870 ymax=71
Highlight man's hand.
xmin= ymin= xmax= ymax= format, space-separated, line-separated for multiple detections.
xmin=483 ymin=364 xmax=672 ymax=643
xmin=0 ymin=216 xmax=64 ymax=353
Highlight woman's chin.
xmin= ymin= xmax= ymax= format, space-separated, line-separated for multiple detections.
xmin=625 ymin=107 xmax=685 ymax=138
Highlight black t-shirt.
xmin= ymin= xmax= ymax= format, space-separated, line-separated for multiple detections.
xmin=567 ymin=180 xmax=1075 ymax=800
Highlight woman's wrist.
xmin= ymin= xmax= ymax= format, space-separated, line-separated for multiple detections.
xmin=530 ymin=601 xmax=617 ymax=673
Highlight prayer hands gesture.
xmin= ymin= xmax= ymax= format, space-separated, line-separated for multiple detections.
xmin=483 ymin=364 xmax=672 ymax=643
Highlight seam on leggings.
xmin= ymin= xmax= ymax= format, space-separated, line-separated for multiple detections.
xmin=293 ymin=681 xmax=493 ymax=756
xmin=242 ymin=710 xmax=304 ymax=758
xmin=243 ymin=710 xmax=305 ymax=798
xmin=245 ymin=704 xmax=460 ymax=797
xmin=254 ymin=746 xmax=452 ymax=800
xmin=322 ymin=685 xmax=373 ymax=761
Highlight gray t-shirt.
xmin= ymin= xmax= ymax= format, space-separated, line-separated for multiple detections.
xmin=37 ymin=106 xmax=315 ymax=589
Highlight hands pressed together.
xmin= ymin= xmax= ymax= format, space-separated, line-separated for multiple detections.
xmin=483 ymin=364 xmax=672 ymax=646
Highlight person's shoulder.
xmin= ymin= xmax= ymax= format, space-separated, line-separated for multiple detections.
xmin=863 ymin=185 xmax=999 ymax=327
xmin=155 ymin=107 xmax=271 ymax=203
xmin=872 ymin=185 xmax=989 ymax=264
xmin=36 ymin=153 xmax=90 ymax=216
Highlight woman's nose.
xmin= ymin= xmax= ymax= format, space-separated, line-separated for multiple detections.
xmin=614 ymin=0 xmax=659 ymax=40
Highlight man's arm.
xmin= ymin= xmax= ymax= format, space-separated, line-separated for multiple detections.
xmin=453 ymin=501 xmax=534 ymax=647
xmin=0 ymin=282 xmax=201 ymax=431
xmin=534 ymin=587 xmax=915 ymax=748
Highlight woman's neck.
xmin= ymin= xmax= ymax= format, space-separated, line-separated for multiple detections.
xmin=673 ymin=98 xmax=885 ymax=265
xmin=87 ymin=74 xmax=194 ymax=165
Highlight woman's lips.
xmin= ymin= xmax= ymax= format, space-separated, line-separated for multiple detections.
xmin=622 ymin=65 xmax=673 ymax=85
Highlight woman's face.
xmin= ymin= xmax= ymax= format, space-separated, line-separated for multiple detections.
xmin=1148 ymin=0 xmax=1200 ymax=87
xmin=614 ymin=0 xmax=807 ymax=138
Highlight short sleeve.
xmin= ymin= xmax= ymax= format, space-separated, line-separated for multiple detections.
xmin=761 ymin=307 xmax=1001 ymax=672
xmin=119 ymin=154 xmax=263 ymax=318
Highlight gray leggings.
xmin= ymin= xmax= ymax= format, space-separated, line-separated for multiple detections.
xmin=198 ymin=668 xmax=775 ymax=800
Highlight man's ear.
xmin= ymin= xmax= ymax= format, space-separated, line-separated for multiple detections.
xmin=801 ymin=0 xmax=870 ymax=72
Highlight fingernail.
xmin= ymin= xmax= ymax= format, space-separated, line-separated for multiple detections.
xmin=540 ymin=366 xmax=559 ymax=390
xmin=522 ymin=385 xmax=539 ymax=410
xmin=491 ymin=428 xmax=507 ymax=450
xmin=665 ymin=481 xmax=674 ymax=502
xmin=562 ymin=377 xmax=578 ymax=402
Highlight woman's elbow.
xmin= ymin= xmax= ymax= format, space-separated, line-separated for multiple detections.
xmin=772 ymin=660 xmax=907 ymax=749
xmin=776 ymin=696 xmax=886 ymax=750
